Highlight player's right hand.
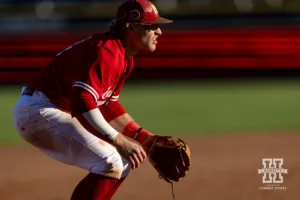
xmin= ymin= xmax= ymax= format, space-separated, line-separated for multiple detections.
xmin=113 ymin=134 xmax=147 ymax=169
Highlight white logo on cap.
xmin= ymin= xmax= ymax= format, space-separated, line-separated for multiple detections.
xmin=150 ymin=4 xmax=158 ymax=15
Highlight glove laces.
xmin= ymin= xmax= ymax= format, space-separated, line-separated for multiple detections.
xmin=170 ymin=181 xmax=175 ymax=199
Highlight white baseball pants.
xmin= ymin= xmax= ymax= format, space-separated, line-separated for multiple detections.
xmin=12 ymin=87 xmax=130 ymax=179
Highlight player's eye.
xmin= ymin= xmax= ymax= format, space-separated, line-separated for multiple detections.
xmin=143 ymin=24 xmax=160 ymax=31
xmin=149 ymin=24 xmax=160 ymax=31
xmin=136 ymin=23 xmax=160 ymax=31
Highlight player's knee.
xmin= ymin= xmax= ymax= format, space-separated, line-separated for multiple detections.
xmin=91 ymin=152 xmax=131 ymax=179
xmin=106 ymin=153 xmax=131 ymax=179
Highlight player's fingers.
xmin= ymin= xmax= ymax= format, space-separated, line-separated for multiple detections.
xmin=139 ymin=146 xmax=147 ymax=160
xmin=132 ymin=153 xmax=141 ymax=169
xmin=129 ymin=156 xmax=136 ymax=169
xmin=132 ymin=145 xmax=145 ymax=162
xmin=136 ymin=149 xmax=144 ymax=164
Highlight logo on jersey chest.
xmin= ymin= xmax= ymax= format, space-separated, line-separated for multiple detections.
xmin=97 ymin=87 xmax=114 ymax=106
xmin=101 ymin=87 xmax=114 ymax=99
xmin=97 ymin=86 xmax=117 ymax=106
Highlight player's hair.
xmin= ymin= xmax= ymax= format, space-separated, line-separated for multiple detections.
xmin=108 ymin=20 xmax=127 ymax=39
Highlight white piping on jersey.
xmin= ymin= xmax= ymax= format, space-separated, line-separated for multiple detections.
xmin=111 ymin=95 xmax=119 ymax=99
xmin=73 ymin=81 xmax=99 ymax=101
xmin=73 ymin=85 xmax=97 ymax=103
xmin=97 ymin=100 xmax=106 ymax=106
xmin=73 ymin=82 xmax=99 ymax=103
xmin=74 ymin=82 xmax=99 ymax=99
xmin=110 ymin=98 xmax=118 ymax=102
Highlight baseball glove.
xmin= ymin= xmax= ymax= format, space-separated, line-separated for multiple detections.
xmin=148 ymin=136 xmax=191 ymax=183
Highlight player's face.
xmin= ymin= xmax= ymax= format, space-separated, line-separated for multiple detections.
xmin=131 ymin=23 xmax=162 ymax=52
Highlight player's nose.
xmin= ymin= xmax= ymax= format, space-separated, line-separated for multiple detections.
xmin=155 ymin=27 xmax=162 ymax=36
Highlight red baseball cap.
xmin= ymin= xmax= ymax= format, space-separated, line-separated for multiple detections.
xmin=116 ymin=0 xmax=173 ymax=24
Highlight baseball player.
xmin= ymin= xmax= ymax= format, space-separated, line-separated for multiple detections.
xmin=12 ymin=0 xmax=172 ymax=199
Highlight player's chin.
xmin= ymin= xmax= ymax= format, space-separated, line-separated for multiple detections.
xmin=147 ymin=44 xmax=157 ymax=52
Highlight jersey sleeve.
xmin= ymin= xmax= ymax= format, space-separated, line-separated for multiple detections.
xmin=71 ymin=61 xmax=102 ymax=116
xmin=71 ymin=87 xmax=98 ymax=117
xmin=71 ymin=40 xmax=123 ymax=116
xmin=73 ymin=81 xmax=99 ymax=103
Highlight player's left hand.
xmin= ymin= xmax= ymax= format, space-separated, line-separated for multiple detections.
xmin=147 ymin=135 xmax=191 ymax=183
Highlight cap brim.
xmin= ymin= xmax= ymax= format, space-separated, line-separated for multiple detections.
xmin=151 ymin=17 xmax=173 ymax=24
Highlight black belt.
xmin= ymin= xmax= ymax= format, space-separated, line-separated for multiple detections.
xmin=22 ymin=86 xmax=35 ymax=96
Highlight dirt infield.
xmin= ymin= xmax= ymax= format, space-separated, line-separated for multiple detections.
xmin=0 ymin=132 xmax=299 ymax=200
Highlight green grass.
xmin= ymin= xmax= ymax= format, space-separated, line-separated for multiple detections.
xmin=1 ymin=80 xmax=300 ymax=144
xmin=0 ymin=86 xmax=22 ymax=144
xmin=120 ymin=80 xmax=300 ymax=135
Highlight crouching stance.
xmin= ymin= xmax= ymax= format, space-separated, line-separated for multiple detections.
xmin=13 ymin=0 xmax=173 ymax=199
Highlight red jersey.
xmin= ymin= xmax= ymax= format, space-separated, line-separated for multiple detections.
xmin=30 ymin=32 xmax=134 ymax=116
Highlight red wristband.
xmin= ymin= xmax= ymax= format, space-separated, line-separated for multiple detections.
xmin=134 ymin=128 xmax=149 ymax=144
xmin=123 ymin=121 xmax=150 ymax=144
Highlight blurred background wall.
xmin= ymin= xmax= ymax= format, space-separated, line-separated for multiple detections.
xmin=1 ymin=2 xmax=300 ymax=200
xmin=1 ymin=0 xmax=300 ymax=83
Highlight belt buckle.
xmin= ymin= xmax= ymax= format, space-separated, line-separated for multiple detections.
xmin=22 ymin=86 xmax=35 ymax=96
